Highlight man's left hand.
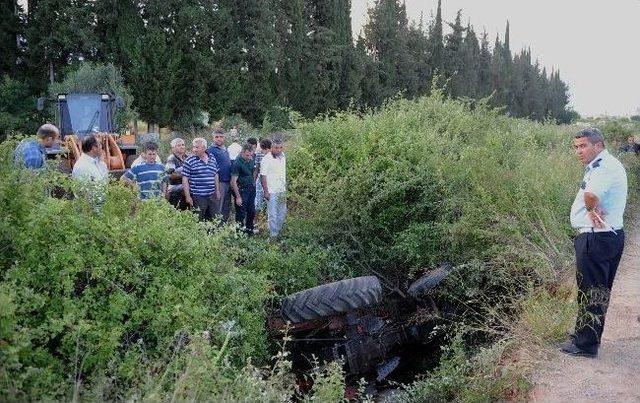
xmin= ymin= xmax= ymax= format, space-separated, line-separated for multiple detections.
xmin=587 ymin=206 xmax=607 ymax=228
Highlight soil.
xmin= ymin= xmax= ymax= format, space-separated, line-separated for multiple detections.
xmin=530 ymin=219 xmax=640 ymax=402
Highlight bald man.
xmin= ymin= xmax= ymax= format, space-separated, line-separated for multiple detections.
xmin=13 ymin=123 xmax=60 ymax=169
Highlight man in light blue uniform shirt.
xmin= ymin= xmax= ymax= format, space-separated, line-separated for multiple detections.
xmin=560 ymin=128 xmax=627 ymax=358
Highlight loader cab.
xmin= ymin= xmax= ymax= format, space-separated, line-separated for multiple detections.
xmin=38 ymin=93 xmax=125 ymax=138
xmin=37 ymin=93 xmax=137 ymax=172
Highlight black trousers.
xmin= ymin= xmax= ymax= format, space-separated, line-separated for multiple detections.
xmin=168 ymin=191 xmax=188 ymax=210
xmin=573 ymin=230 xmax=625 ymax=353
xmin=235 ymin=186 xmax=256 ymax=233
xmin=192 ymin=194 xmax=219 ymax=222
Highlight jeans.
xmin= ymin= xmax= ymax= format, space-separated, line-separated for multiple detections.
xmin=217 ymin=181 xmax=232 ymax=222
xmin=267 ymin=192 xmax=287 ymax=237
xmin=235 ymin=186 xmax=256 ymax=233
xmin=193 ymin=194 xmax=219 ymax=222
xmin=255 ymin=177 xmax=265 ymax=211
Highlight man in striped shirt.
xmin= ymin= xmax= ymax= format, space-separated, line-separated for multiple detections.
xmin=122 ymin=142 xmax=166 ymax=199
xmin=182 ymin=137 xmax=221 ymax=221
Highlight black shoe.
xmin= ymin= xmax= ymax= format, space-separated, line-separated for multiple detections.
xmin=558 ymin=340 xmax=597 ymax=358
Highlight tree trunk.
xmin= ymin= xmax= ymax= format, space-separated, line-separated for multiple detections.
xmin=49 ymin=60 xmax=54 ymax=84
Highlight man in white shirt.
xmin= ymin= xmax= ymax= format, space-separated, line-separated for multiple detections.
xmin=560 ymin=128 xmax=627 ymax=358
xmin=71 ymin=135 xmax=109 ymax=212
xmin=72 ymin=135 xmax=109 ymax=182
xmin=260 ymin=137 xmax=287 ymax=239
xmin=227 ymin=127 xmax=242 ymax=161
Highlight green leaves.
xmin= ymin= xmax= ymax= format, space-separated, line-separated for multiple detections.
xmin=0 ymin=141 xmax=279 ymax=399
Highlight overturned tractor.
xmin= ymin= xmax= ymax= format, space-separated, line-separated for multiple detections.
xmin=267 ymin=264 xmax=453 ymax=390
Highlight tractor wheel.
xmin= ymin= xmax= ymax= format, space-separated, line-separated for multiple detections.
xmin=280 ymin=276 xmax=382 ymax=324
xmin=407 ymin=264 xmax=453 ymax=298
xmin=125 ymin=154 xmax=137 ymax=169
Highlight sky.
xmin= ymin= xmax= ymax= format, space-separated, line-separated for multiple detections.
xmin=352 ymin=0 xmax=640 ymax=117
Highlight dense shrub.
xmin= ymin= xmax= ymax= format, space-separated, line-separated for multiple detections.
xmin=287 ymin=93 xmax=578 ymax=290
xmin=0 ymin=137 xmax=339 ymax=400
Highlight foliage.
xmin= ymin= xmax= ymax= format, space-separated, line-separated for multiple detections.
xmin=285 ymin=93 xmax=582 ymax=398
xmin=0 ymin=136 xmax=344 ymax=400
xmin=288 ymin=92 xmax=577 ymax=284
xmin=0 ymin=75 xmax=42 ymax=141
xmin=3 ymin=0 xmax=573 ymax=130
xmin=395 ymin=334 xmax=529 ymax=402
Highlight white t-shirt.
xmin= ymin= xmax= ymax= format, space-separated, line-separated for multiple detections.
xmin=72 ymin=153 xmax=109 ymax=182
xmin=227 ymin=142 xmax=242 ymax=160
xmin=260 ymin=152 xmax=286 ymax=193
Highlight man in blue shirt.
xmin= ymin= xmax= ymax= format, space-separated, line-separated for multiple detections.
xmin=207 ymin=129 xmax=232 ymax=222
xmin=13 ymin=123 xmax=60 ymax=169
xmin=122 ymin=142 xmax=167 ymax=199
xmin=183 ymin=137 xmax=221 ymax=221
xmin=560 ymin=128 xmax=627 ymax=358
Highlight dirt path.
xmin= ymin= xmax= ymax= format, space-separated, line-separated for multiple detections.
xmin=530 ymin=219 xmax=640 ymax=402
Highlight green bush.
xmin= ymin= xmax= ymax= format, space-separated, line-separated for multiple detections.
xmin=0 ymin=137 xmax=322 ymax=400
xmin=287 ymin=92 xmax=577 ymax=294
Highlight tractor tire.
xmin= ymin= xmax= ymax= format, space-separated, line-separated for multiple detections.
xmin=408 ymin=264 xmax=453 ymax=298
xmin=280 ymin=276 xmax=383 ymax=324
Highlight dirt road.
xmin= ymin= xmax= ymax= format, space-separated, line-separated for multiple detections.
xmin=531 ymin=222 xmax=640 ymax=402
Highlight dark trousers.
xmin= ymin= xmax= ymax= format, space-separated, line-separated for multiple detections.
xmin=217 ymin=181 xmax=232 ymax=222
xmin=168 ymin=191 xmax=188 ymax=210
xmin=193 ymin=194 xmax=219 ymax=222
xmin=235 ymin=186 xmax=256 ymax=233
xmin=573 ymin=230 xmax=625 ymax=353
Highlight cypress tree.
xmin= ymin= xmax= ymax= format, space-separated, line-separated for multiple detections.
xmin=477 ymin=31 xmax=492 ymax=98
xmin=364 ymin=0 xmax=414 ymax=99
xmin=407 ymin=14 xmax=430 ymax=97
xmin=275 ymin=0 xmax=306 ymax=111
xmin=94 ymin=0 xmax=142 ymax=70
xmin=0 ymin=0 xmax=21 ymax=77
xmin=127 ymin=1 xmax=179 ymax=128
xmin=427 ymin=0 xmax=444 ymax=76
xmin=229 ymin=0 xmax=278 ymax=123
xmin=356 ymin=35 xmax=384 ymax=109
xmin=443 ymin=10 xmax=465 ymax=97
xmin=460 ymin=24 xmax=480 ymax=99
xmin=24 ymin=0 xmax=98 ymax=90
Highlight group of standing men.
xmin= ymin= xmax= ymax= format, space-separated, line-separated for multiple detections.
xmin=169 ymin=130 xmax=287 ymax=239
xmin=13 ymin=124 xmax=288 ymax=240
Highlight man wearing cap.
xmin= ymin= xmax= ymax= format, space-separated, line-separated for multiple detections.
xmin=13 ymin=123 xmax=59 ymax=169
xmin=560 ymin=128 xmax=627 ymax=358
